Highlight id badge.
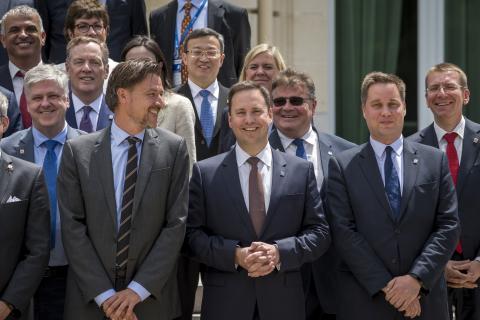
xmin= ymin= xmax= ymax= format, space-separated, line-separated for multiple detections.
xmin=173 ymin=59 xmax=182 ymax=86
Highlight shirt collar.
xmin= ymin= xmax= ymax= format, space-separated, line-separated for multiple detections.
xmin=72 ymin=92 xmax=104 ymax=114
xmin=111 ymin=119 xmax=145 ymax=147
xmin=32 ymin=123 xmax=68 ymax=148
xmin=9 ymin=60 xmax=42 ymax=80
xmin=235 ymin=143 xmax=272 ymax=169
xmin=433 ymin=116 xmax=465 ymax=142
xmin=188 ymin=79 xmax=219 ymax=100
xmin=370 ymin=135 xmax=404 ymax=159
xmin=178 ymin=0 xmax=204 ymax=11
xmin=277 ymin=125 xmax=315 ymax=149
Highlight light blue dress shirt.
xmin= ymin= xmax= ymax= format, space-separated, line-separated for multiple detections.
xmin=370 ymin=135 xmax=404 ymax=194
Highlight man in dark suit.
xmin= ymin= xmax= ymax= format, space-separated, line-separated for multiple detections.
xmin=0 ymin=5 xmax=45 ymax=129
xmin=268 ymin=68 xmax=355 ymax=319
xmin=0 ymin=90 xmax=50 ymax=320
xmin=408 ymin=62 xmax=480 ymax=320
xmin=149 ymin=0 xmax=251 ymax=88
xmin=36 ymin=0 xmax=147 ymax=63
xmin=1 ymin=64 xmax=84 ymax=320
xmin=0 ymin=85 xmax=22 ymax=137
xmin=65 ymin=36 xmax=112 ymax=132
xmin=186 ymin=81 xmax=331 ymax=320
xmin=327 ymin=71 xmax=460 ymax=320
xmin=57 ymin=59 xmax=189 ymax=320
xmin=174 ymin=27 xmax=233 ymax=319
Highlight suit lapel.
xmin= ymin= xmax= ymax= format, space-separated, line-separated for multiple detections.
xmin=96 ymin=96 xmax=113 ymax=130
xmin=398 ymin=141 xmax=419 ymax=221
xmin=456 ymin=119 xmax=480 ymax=196
xmin=221 ymin=148 xmax=257 ymax=238
xmin=91 ymin=127 xmax=117 ymax=226
xmin=268 ymin=129 xmax=286 ymax=152
xmin=14 ymin=129 xmax=34 ymax=162
xmin=132 ymin=129 xmax=155 ymax=216
xmin=317 ymin=131 xmax=335 ymax=179
xmin=261 ymin=149 xmax=286 ymax=236
xmin=66 ymin=91 xmax=78 ymax=129
xmin=212 ymin=84 xmax=227 ymax=138
xmin=0 ymin=152 xmax=12 ymax=204
xmin=207 ymin=0 xmax=224 ymax=32
xmin=0 ymin=65 xmax=13 ymax=92
xmin=358 ymin=143 xmax=394 ymax=220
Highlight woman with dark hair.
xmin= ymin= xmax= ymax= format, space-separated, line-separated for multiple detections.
xmin=122 ymin=36 xmax=196 ymax=170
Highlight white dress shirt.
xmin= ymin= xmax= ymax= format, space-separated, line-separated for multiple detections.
xmin=370 ymin=135 xmax=404 ymax=194
xmin=433 ymin=116 xmax=465 ymax=163
xmin=9 ymin=60 xmax=42 ymax=105
xmin=235 ymin=143 xmax=272 ymax=212
xmin=71 ymin=92 xmax=104 ymax=130
xmin=188 ymin=79 xmax=219 ymax=127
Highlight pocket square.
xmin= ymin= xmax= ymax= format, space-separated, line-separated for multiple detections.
xmin=6 ymin=195 xmax=21 ymax=203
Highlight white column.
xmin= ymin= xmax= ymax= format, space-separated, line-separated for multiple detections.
xmin=418 ymin=0 xmax=444 ymax=129
xmin=258 ymin=0 xmax=274 ymax=43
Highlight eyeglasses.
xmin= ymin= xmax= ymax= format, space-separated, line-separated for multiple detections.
xmin=186 ymin=49 xmax=221 ymax=59
xmin=74 ymin=23 xmax=105 ymax=34
xmin=426 ymin=83 xmax=464 ymax=94
xmin=272 ymin=96 xmax=312 ymax=107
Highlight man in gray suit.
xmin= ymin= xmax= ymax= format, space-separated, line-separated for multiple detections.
xmin=1 ymin=64 xmax=84 ymax=320
xmin=58 ymin=59 xmax=189 ymax=320
xmin=268 ymin=68 xmax=355 ymax=319
xmin=0 ymin=91 xmax=50 ymax=320
xmin=327 ymin=72 xmax=460 ymax=319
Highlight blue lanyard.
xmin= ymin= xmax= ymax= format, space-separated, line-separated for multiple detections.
xmin=174 ymin=0 xmax=207 ymax=58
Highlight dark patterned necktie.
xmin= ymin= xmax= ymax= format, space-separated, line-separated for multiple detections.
xmin=384 ymin=146 xmax=401 ymax=219
xmin=247 ymin=157 xmax=266 ymax=236
xmin=79 ymin=106 xmax=93 ymax=133
xmin=116 ymin=137 xmax=140 ymax=272
xmin=180 ymin=0 xmax=193 ymax=83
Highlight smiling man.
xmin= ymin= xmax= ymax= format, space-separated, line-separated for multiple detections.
xmin=327 ymin=71 xmax=460 ymax=320
xmin=57 ymin=59 xmax=189 ymax=320
xmin=0 ymin=5 xmax=45 ymax=129
xmin=0 ymin=64 xmax=84 ymax=319
xmin=186 ymin=81 xmax=330 ymax=320
xmin=65 ymin=36 xmax=112 ymax=132
xmin=409 ymin=63 xmax=480 ymax=320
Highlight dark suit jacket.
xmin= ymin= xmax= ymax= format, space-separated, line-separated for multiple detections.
xmin=269 ymin=127 xmax=356 ymax=314
xmin=66 ymin=92 xmax=113 ymax=131
xmin=408 ymin=119 xmax=480 ymax=261
xmin=0 ymin=125 xmax=84 ymax=162
xmin=0 ymin=151 xmax=50 ymax=319
xmin=175 ymin=82 xmax=233 ymax=161
xmin=327 ymin=140 xmax=460 ymax=320
xmin=186 ymin=147 xmax=331 ymax=320
xmin=57 ymin=126 xmax=189 ymax=319
xmin=149 ymin=0 xmax=251 ymax=88
xmin=37 ymin=0 xmax=147 ymax=63
xmin=0 ymin=85 xmax=22 ymax=137
xmin=0 ymin=64 xmax=14 ymax=92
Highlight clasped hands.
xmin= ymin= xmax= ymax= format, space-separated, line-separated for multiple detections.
xmin=445 ymin=260 xmax=480 ymax=289
xmin=382 ymin=275 xmax=422 ymax=319
xmin=102 ymin=288 xmax=141 ymax=320
xmin=235 ymin=242 xmax=280 ymax=277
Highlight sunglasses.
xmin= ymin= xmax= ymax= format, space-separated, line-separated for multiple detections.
xmin=272 ymin=96 xmax=312 ymax=107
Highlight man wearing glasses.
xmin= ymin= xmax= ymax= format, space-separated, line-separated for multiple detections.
xmin=175 ymin=27 xmax=234 ymax=320
xmin=269 ymin=68 xmax=355 ymax=320
xmin=409 ymin=63 xmax=480 ymax=320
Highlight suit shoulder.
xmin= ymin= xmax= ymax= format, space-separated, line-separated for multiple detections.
xmin=318 ymin=132 xmax=356 ymax=150
xmin=151 ymin=127 xmax=184 ymax=144
xmin=0 ymin=129 xmax=28 ymax=149
xmin=408 ymin=140 xmax=443 ymax=156
xmin=465 ymin=117 xmax=480 ymax=132
xmin=7 ymin=153 xmax=42 ymax=174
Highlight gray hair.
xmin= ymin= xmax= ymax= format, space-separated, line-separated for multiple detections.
xmin=24 ymin=64 xmax=69 ymax=96
xmin=0 ymin=92 xmax=7 ymax=118
xmin=1 ymin=5 xmax=44 ymax=35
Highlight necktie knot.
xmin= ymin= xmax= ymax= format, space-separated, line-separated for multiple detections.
xmin=292 ymin=138 xmax=307 ymax=160
xmin=385 ymin=145 xmax=393 ymax=157
xmin=199 ymin=89 xmax=210 ymax=98
xmin=43 ymin=139 xmax=59 ymax=152
xmin=16 ymin=70 xmax=24 ymax=78
xmin=184 ymin=0 xmax=192 ymax=11
xmin=292 ymin=138 xmax=304 ymax=148
xmin=126 ymin=136 xmax=140 ymax=146
xmin=82 ymin=105 xmax=92 ymax=116
xmin=247 ymin=157 xmax=260 ymax=167
xmin=443 ymin=132 xmax=457 ymax=144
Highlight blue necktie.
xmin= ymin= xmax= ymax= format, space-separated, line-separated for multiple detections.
xmin=43 ymin=140 xmax=60 ymax=248
xmin=199 ymin=90 xmax=214 ymax=146
xmin=292 ymin=138 xmax=307 ymax=160
xmin=384 ymin=146 xmax=401 ymax=219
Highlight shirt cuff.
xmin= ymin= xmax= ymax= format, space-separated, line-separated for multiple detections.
xmin=128 ymin=281 xmax=151 ymax=301
xmin=94 ymin=289 xmax=116 ymax=307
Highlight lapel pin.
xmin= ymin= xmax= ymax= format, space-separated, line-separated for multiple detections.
xmin=328 ymin=151 xmax=333 ymax=156
xmin=413 ymin=158 xmax=418 ymax=165
xmin=474 ymin=137 xmax=479 ymax=144
xmin=109 ymin=115 xmax=114 ymax=120
xmin=19 ymin=149 xmax=24 ymax=154
xmin=7 ymin=164 xmax=13 ymax=172
xmin=280 ymin=170 xmax=285 ymax=177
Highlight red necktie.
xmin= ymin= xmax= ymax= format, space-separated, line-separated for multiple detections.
xmin=15 ymin=71 xmax=32 ymax=128
xmin=180 ymin=1 xmax=193 ymax=84
xmin=444 ymin=132 xmax=462 ymax=254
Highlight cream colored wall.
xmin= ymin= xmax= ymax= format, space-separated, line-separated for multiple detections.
xmin=145 ymin=0 xmax=333 ymax=132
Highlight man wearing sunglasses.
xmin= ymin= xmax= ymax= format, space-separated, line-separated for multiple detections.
xmin=268 ymin=68 xmax=355 ymax=320
xmin=409 ymin=63 xmax=480 ymax=320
